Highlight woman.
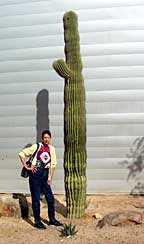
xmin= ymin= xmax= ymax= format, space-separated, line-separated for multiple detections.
xmin=19 ymin=130 xmax=63 ymax=229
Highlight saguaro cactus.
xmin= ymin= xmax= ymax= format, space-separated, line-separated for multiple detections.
xmin=53 ymin=11 xmax=87 ymax=218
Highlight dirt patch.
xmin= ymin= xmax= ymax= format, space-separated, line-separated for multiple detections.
xmin=0 ymin=195 xmax=144 ymax=244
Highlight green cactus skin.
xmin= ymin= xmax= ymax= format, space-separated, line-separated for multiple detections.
xmin=53 ymin=11 xmax=87 ymax=218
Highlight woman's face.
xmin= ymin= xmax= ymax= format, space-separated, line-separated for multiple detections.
xmin=42 ymin=133 xmax=51 ymax=145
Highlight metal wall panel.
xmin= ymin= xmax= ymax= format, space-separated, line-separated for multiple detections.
xmin=0 ymin=0 xmax=144 ymax=193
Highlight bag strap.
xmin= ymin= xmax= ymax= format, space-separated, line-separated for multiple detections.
xmin=29 ymin=143 xmax=40 ymax=162
xmin=33 ymin=143 xmax=40 ymax=158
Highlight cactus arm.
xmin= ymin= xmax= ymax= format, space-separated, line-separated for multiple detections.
xmin=53 ymin=59 xmax=70 ymax=78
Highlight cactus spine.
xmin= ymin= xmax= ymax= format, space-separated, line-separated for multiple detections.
xmin=53 ymin=11 xmax=86 ymax=218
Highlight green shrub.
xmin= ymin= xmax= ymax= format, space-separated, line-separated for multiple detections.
xmin=60 ymin=223 xmax=78 ymax=237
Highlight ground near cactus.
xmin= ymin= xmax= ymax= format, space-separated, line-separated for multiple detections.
xmin=0 ymin=194 xmax=144 ymax=244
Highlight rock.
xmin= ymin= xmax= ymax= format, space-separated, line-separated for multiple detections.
xmin=0 ymin=194 xmax=33 ymax=219
xmin=97 ymin=210 xmax=143 ymax=228
xmin=133 ymin=203 xmax=144 ymax=209
xmin=0 ymin=194 xmax=21 ymax=218
xmin=93 ymin=213 xmax=103 ymax=219
xmin=13 ymin=193 xmax=33 ymax=218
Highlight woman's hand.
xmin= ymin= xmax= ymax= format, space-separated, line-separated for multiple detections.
xmin=48 ymin=178 xmax=52 ymax=185
xmin=24 ymin=164 xmax=37 ymax=173
xmin=24 ymin=164 xmax=31 ymax=170
xmin=31 ymin=166 xmax=37 ymax=173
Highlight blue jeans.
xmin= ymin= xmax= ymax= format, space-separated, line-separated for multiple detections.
xmin=29 ymin=167 xmax=55 ymax=224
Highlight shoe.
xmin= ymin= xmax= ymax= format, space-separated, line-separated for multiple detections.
xmin=48 ymin=219 xmax=63 ymax=227
xmin=34 ymin=222 xmax=46 ymax=229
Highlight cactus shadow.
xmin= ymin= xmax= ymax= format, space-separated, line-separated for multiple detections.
xmin=40 ymin=197 xmax=67 ymax=218
xmin=55 ymin=198 xmax=67 ymax=217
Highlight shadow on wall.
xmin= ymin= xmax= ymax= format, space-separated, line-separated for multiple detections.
xmin=120 ymin=137 xmax=144 ymax=195
xmin=23 ymin=89 xmax=50 ymax=148
xmin=36 ymin=89 xmax=49 ymax=142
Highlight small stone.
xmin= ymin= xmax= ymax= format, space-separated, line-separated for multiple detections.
xmin=93 ymin=213 xmax=103 ymax=219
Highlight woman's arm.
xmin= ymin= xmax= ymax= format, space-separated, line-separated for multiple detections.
xmin=19 ymin=144 xmax=37 ymax=171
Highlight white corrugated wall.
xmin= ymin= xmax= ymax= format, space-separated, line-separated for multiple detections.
xmin=0 ymin=0 xmax=144 ymax=193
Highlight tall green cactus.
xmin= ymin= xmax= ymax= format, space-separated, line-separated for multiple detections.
xmin=53 ymin=11 xmax=87 ymax=218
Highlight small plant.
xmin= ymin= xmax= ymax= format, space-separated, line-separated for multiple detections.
xmin=60 ymin=223 xmax=78 ymax=238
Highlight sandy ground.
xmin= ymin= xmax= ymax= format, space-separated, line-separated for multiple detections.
xmin=0 ymin=195 xmax=144 ymax=244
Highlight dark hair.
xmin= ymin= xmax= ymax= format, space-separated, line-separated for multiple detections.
xmin=42 ymin=130 xmax=51 ymax=139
